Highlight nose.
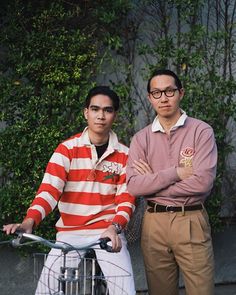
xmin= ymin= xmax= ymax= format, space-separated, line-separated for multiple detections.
xmin=160 ymin=92 xmax=169 ymax=102
xmin=97 ymin=109 xmax=105 ymax=119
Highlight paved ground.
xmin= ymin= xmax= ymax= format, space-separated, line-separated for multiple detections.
xmin=136 ymin=284 xmax=236 ymax=294
xmin=179 ymin=284 xmax=236 ymax=295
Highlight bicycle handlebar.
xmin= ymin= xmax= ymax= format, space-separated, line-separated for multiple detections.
xmin=1 ymin=229 xmax=113 ymax=253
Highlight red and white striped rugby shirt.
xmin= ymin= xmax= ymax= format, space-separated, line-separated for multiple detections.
xmin=25 ymin=127 xmax=135 ymax=232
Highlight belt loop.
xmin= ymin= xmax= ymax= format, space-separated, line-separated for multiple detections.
xmin=181 ymin=204 xmax=185 ymax=216
xmin=154 ymin=203 xmax=158 ymax=213
xmin=200 ymin=202 xmax=204 ymax=210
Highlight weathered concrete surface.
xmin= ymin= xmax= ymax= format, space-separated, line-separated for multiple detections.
xmin=137 ymin=284 xmax=236 ymax=295
xmin=0 ymin=224 xmax=236 ymax=295
xmin=0 ymin=246 xmax=36 ymax=295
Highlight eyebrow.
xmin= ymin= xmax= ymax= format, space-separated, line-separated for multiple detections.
xmin=89 ymin=105 xmax=114 ymax=110
xmin=151 ymin=86 xmax=177 ymax=91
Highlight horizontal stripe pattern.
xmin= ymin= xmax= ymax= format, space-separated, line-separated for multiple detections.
xmin=58 ymin=202 xmax=116 ymax=216
xmin=26 ymin=129 xmax=135 ymax=230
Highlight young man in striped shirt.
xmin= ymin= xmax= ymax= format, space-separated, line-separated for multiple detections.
xmin=4 ymin=86 xmax=136 ymax=295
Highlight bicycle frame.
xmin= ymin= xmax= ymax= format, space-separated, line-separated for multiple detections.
xmin=1 ymin=231 xmax=129 ymax=295
xmin=33 ymin=249 xmax=108 ymax=295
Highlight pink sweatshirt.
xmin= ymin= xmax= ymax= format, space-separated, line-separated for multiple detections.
xmin=126 ymin=114 xmax=217 ymax=206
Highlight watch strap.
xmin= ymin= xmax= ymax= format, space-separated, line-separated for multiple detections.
xmin=112 ymin=222 xmax=122 ymax=234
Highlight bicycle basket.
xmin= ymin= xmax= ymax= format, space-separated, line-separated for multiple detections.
xmin=33 ymin=252 xmax=130 ymax=295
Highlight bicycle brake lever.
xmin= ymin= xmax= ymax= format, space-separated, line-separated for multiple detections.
xmin=11 ymin=229 xmax=26 ymax=247
xmin=99 ymin=237 xmax=113 ymax=252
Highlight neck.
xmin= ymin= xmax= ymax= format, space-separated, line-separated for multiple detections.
xmin=159 ymin=111 xmax=181 ymax=134
xmin=88 ymin=129 xmax=109 ymax=146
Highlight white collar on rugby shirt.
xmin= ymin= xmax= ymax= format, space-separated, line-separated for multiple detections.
xmin=151 ymin=110 xmax=187 ymax=133
xmin=81 ymin=127 xmax=120 ymax=151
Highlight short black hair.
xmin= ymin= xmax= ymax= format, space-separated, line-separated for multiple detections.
xmin=85 ymin=86 xmax=120 ymax=111
xmin=147 ymin=69 xmax=183 ymax=92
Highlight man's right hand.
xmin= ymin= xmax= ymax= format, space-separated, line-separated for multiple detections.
xmin=177 ymin=167 xmax=193 ymax=180
xmin=3 ymin=218 xmax=35 ymax=235
xmin=133 ymin=159 xmax=153 ymax=175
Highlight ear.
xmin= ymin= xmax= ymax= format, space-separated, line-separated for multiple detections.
xmin=179 ymin=88 xmax=185 ymax=101
xmin=113 ymin=111 xmax=118 ymax=121
xmin=84 ymin=108 xmax=88 ymax=120
xmin=147 ymin=93 xmax=152 ymax=103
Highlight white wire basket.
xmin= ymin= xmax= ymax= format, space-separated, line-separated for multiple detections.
xmin=33 ymin=252 xmax=130 ymax=295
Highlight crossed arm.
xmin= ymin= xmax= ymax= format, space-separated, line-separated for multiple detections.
xmin=133 ymin=158 xmax=193 ymax=180
xmin=126 ymin=127 xmax=217 ymax=198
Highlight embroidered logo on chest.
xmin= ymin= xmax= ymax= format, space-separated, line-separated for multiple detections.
xmin=103 ymin=162 xmax=122 ymax=182
xmin=180 ymin=147 xmax=195 ymax=167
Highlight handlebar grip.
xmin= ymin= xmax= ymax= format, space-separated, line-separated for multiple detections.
xmin=14 ymin=229 xmax=25 ymax=235
xmin=99 ymin=237 xmax=113 ymax=252
xmin=0 ymin=228 xmax=25 ymax=234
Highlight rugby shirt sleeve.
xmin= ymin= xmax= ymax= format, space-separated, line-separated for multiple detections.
xmin=25 ymin=143 xmax=70 ymax=225
xmin=111 ymin=161 xmax=135 ymax=228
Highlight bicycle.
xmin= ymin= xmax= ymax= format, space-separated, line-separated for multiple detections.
xmin=0 ymin=230 xmax=131 ymax=295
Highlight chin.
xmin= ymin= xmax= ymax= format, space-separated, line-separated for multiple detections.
xmin=95 ymin=128 xmax=109 ymax=135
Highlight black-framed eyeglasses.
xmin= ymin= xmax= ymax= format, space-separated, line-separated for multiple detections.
xmin=150 ymin=88 xmax=179 ymax=99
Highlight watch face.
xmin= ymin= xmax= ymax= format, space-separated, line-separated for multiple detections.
xmin=112 ymin=222 xmax=122 ymax=234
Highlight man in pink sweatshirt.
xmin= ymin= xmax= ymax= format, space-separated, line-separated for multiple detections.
xmin=126 ymin=69 xmax=217 ymax=295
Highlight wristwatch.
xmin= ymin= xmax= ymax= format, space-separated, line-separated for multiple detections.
xmin=112 ymin=222 xmax=122 ymax=234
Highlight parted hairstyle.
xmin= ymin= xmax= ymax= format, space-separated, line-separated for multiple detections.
xmin=85 ymin=86 xmax=120 ymax=111
xmin=147 ymin=69 xmax=183 ymax=93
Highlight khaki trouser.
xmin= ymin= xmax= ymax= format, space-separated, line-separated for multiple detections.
xmin=141 ymin=207 xmax=214 ymax=295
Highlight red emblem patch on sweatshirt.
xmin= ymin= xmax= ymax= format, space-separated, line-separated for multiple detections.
xmin=180 ymin=147 xmax=195 ymax=167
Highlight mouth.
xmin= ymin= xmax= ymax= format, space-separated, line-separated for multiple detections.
xmin=159 ymin=105 xmax=171 ymax=109
xmin=95 ymin=123 xmax=106 ymax=126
